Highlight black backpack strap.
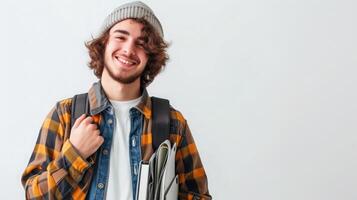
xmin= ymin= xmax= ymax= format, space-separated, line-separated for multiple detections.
xmin=151 ymin=97 xmax=170 ymax=150
xmin=71 ymin=93 xmax=89 ymax=128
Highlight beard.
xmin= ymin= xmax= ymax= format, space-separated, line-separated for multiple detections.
xmin=103 ymin=62 xmax=144 ymax=84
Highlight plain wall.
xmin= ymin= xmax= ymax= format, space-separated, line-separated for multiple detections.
xmin=1 ymin=0 xmax=357 ymax=199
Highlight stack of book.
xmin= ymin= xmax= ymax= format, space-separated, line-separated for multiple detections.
xmin=136 ymin=140 xmax=178 ymax=200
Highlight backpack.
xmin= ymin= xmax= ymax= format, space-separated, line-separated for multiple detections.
xmin=70 ymin=93 xmax=170 ymax=150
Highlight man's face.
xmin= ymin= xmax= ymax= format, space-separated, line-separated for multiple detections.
xmin=103 ymin=19 xmax=149 ymax=84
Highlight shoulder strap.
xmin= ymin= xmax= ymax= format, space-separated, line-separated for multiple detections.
xmin=151 ymin=97 xmax=170 ymax=150
xmin=71 ymin=93 xmax=89 ymax=128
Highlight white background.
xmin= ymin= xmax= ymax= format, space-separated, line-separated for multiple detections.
xmin=1 ymin=0 xmax=357 ymax=199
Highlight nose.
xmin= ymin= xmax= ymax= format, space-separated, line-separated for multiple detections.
xmin=122 ymin=40 xmax=136 ymax=56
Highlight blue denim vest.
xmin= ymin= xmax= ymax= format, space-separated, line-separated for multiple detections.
xmin=86 ymin=106 xmax=143 ymax=200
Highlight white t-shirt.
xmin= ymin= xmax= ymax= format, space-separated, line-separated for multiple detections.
xmin=106 ymin=95 xmax=143 ymax=200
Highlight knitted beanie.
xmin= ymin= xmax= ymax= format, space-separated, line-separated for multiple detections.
xmin=99 ymin=1 xmax=164 ymax=37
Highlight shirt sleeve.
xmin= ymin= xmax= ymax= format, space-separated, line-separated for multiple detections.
xmin=21 ymin=102 xmax=92 ymax=199
xmin=176 ymin=120 xmax=212 ymax=200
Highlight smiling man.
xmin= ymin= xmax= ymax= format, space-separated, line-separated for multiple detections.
xmin=21 ymin=1 xmax=211 ymax=200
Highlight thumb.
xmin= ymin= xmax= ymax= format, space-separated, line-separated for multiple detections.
xmin=73 ymin=114 xmax=86 ymax=128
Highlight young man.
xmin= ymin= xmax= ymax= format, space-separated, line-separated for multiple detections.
xmin=21 ymin=1 xmax=211 ymax=200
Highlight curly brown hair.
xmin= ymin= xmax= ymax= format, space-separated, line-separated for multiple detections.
xmin=85 ymin=18 xmax=169 ymax=87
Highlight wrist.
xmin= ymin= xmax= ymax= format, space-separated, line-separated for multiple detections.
xmin=68 ymin=139 xmax=88 ymax=159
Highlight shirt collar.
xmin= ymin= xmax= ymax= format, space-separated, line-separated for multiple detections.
xmin=88 ymin=81 xmax=152 ymax=119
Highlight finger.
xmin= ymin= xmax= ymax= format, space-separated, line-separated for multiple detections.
xmin=92 ymin=136 xmax=104 ymax=151
xmin=93 ymin=130 xmax=100 ymax=136
xmin=81 ymin=116 xmax=93 ymax=126
xmin=73 ymin=114 xmax=86 ymax=128
xmin=87 ymin=124 xmax=98 ymax=131
xmin=96 ymin=136 xmax=104 ymax=146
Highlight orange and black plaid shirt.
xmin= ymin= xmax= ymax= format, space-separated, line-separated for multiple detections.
xmin=21 ymin=82 xmax=211 ymax=200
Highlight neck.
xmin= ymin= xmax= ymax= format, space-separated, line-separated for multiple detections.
xmin=100 ymin=73 xmax=142 ymax=101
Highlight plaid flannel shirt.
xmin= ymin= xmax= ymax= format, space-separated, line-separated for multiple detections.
xmin=21 ymin=82 xmax=211 ymax=200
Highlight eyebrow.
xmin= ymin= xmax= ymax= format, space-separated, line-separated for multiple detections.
xmin=113 ymin=29 xmax=130 ymax=35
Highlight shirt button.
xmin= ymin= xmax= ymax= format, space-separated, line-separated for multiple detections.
xmin=107 ymin=119 xmax=113 ymax=125
xmin=103 ymin=149 xmax=109 ymax=155
xmin=97 ymin=183 xmax=105 ymax=189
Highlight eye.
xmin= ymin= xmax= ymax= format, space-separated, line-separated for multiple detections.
xmin=115 ymin=36 xmax=125 ymax=40
xmin=136 ymin=43 xmax=144 ymax=48
xmin=136 ymin=41 xmax=145 ymax=48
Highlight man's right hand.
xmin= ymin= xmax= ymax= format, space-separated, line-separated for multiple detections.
xmin=69 ymin=114 xmax=104 ymax=159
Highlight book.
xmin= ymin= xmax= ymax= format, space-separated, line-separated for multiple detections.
xmin=136 ymin=161 xmax=150 ymax=200
xmin=136 ymin=139 xmax=178 ymax=200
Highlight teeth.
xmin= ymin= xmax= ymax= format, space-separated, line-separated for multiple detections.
xmin=117 ymin=57 xmax=135 ymax=65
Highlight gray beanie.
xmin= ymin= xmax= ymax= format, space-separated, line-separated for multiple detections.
xmin=99 ymin=1 xmax=164 ymax=37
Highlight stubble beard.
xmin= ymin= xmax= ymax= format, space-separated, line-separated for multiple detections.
xmin=104 ymin=61 xmax=145 ymax=84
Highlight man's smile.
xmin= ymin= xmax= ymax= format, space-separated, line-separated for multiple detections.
xmin=114 ymin=55 xmax=138 ymax=68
